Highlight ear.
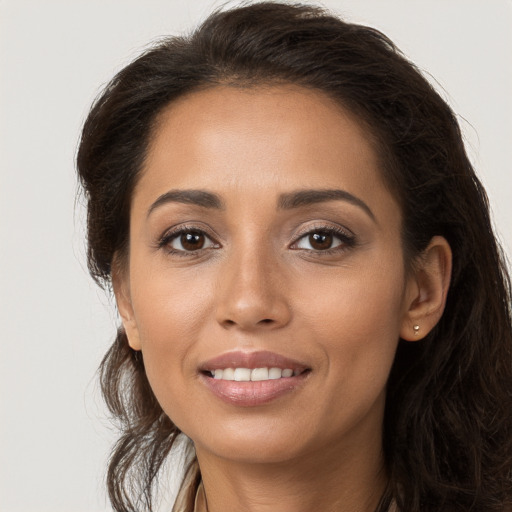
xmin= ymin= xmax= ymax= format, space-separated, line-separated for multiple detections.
xmin=400 ymin=236 xmax=452 ymax=341
xmin=112 ymin=257 xmax=142 ymax=351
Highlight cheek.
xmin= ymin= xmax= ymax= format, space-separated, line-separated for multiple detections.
xmin=128 ymin=268 xmax=216 ymax=422
xmin=299 ymin=263 xmax=405 ymax=413
xmin=131 ymin=262 xmax=216 ymax=343
xmin=300 ymin=253 xmax=406 ymax=339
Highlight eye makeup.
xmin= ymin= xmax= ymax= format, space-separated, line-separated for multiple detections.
xmin=290 ymin=222 xmax=356 ymax=255
xmin=155 ymin=219 xmax=357 ymax=261
xmin=157 ymin=223 xmax=221 ymax=257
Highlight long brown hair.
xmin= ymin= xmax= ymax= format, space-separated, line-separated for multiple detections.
xmin=77 ymin=3 xmax=512 ymax=511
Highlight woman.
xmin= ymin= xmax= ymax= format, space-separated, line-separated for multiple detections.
xmin=77 ymin=2 xmax=512 ymax=511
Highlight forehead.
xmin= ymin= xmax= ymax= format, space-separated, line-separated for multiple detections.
xmin=135 ymin=84 xmax=396 ymax=216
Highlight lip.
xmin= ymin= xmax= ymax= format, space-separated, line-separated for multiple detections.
xmin=198 ymin=350 xmax=310 ymax=373
xmin=198 ymin=350 xmax=311 ymax=407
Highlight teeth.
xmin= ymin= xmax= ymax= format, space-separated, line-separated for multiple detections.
xmin=268 ymin=367 xmax=282 ymax=379
xmin=210 ymin=367 xmax=296 ymax=381
xmin=222 ymin=368 xmax=235 ymax=380
xmin=251 ymin=368 xmax=269 ymax=381
xmin=234 ymin=368 xmax=251 ymax=381
xmin=213 ymin=369 xmax=224 ymax=380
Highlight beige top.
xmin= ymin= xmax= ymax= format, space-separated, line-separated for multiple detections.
xmin=193 ymin=482 xmax=207 ymax=512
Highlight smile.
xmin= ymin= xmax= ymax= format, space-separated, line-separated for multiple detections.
xmin=199 ymin=351 xmax=311 ymax=406
xmin=210 ymin=367 xmax=299 ymax=381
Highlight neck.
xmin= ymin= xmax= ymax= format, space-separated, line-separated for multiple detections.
xmin=195 ymin=426 xmax=388 ymax=512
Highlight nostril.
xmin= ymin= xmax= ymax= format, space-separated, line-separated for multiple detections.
xmin=259 ymin=319 xmax=274 ymax=324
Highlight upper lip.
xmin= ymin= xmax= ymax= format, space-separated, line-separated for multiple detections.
xmin=199 ymin=350 xmax=310 ymax=373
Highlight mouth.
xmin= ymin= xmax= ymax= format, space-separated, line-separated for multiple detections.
xmin=204 ymin=367 xmax=304 ymax=381
xmin=198 ymin=350 xmax=311 ymax=406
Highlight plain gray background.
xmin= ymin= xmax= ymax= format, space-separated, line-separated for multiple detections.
xmin=1 ymin=1 xmax=511 ymax=511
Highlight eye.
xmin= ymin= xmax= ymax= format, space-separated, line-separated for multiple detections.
xmin=160 ymin=228 xmax=218 ymax=253
xmin=292 ymin=227 xmax=354 ymax=252
xmin=295 ymin=231 xmax=341 ymax=250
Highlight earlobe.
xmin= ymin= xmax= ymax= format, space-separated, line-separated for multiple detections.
xmin=400 ymin=236 xmax=452 ymax=342
xmin=112 ymin=261 xmax=142 ymax=351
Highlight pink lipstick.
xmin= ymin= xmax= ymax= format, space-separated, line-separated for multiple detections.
xmin=198 ymin=350 xmax=311 ymax=407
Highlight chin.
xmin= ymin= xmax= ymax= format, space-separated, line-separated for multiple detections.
xmin=189 ymin=415 xmax=314 ymax=464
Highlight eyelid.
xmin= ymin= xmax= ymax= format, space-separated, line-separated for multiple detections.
xmin=157 ymin=223 xmax=221 ymax=253
xmin=289 ymin=222 xmax=356 ymax=251
xmin=291 ymin=222 xmax=354 ymax=242
xmin=155 ymin=221 xmax=355 ymax=255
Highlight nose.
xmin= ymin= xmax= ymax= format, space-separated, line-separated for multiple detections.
xmin=215 ymin=247 xmax=292 ymax=331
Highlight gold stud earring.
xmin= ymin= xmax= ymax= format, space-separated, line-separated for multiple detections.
xmin=413 ymin=325 xmax=420 ymax=335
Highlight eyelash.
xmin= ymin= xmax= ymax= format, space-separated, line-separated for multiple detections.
xmin=290 ymin=224 xmax=356 ymax=255
xmin=158 ymin=224 xmax=356 ymax=256
xmin=158 ymin=224 xmax=219 ymax=257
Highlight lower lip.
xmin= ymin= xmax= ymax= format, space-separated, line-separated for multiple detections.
xmin=199 ymin=372 xmax=310 ymax=407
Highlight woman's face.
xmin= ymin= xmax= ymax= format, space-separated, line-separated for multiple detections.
xmin=118 ymin=85 xmax=417 ymax=465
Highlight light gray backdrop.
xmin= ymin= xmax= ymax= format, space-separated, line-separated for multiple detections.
xmin=1 ymin=1 xmax=511 ymax=511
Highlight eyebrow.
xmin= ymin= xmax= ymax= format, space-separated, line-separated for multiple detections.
xmin=278 ymin=189 xmax=376 ymax=221
xmin=147 ymin=187 xmax=375 ymax=222
xmin=147 ymin=189 xmax=224 ymax=217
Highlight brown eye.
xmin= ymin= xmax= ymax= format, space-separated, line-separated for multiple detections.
xmin=180 ymin=232 xmax=205 ymax=250
xmin=294 ymin=228 xmax=350 ymax=252
xmin=308 ymin=232 xmax=333 ymax=250
xmin=166 ymin=229 xmax=217 ymax=252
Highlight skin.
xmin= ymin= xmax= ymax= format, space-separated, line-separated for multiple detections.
xmin=115 ymin=85 xmax=452 ymax=512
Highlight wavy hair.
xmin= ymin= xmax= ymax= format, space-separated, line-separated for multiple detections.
xmin=76 ymin=3 xmax=512 ymax=511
